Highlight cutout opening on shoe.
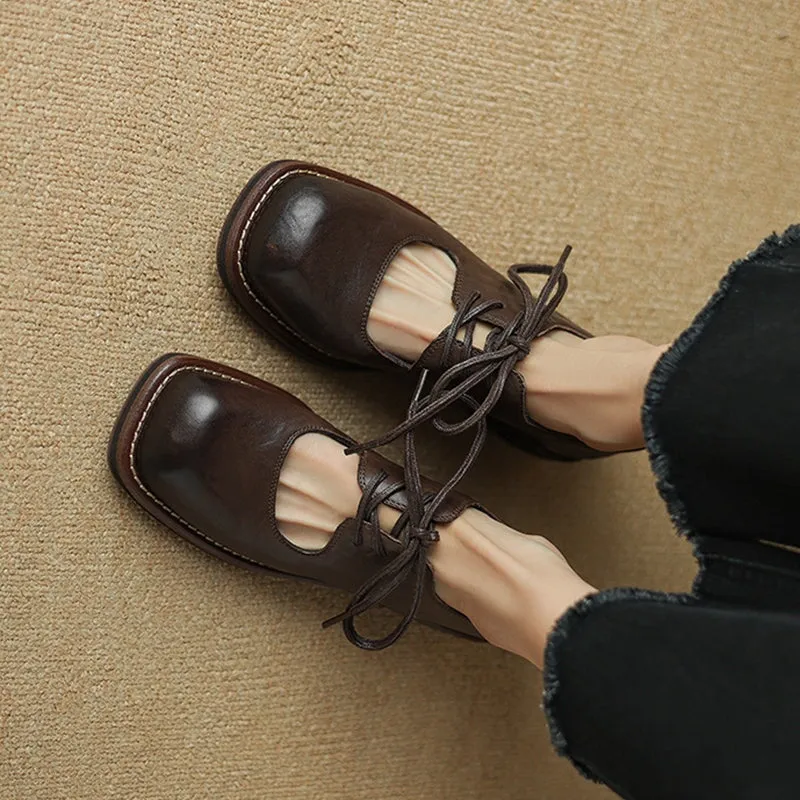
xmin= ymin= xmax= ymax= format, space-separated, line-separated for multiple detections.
xmin=366 ymin=243 xmax=460 ymax=363
xmin=275 ymin=431 xmax=363 ymax=552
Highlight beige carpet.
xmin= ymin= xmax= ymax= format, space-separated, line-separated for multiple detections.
xmin=4 ymin=2 xmax=798 ymax=798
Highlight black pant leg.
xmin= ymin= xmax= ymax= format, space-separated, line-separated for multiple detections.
xmin=544 ymin=225 xmax=800 ymax=800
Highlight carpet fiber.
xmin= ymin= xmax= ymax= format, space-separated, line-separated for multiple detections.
xmin=4 ymin=2 xmax=798 ymax=798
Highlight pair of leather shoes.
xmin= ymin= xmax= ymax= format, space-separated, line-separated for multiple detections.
xmin=110 ymin=161 xmax=603 ymax=650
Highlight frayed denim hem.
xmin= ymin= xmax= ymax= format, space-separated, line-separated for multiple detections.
xmin=641 ymin=224 xmax=800 ymax=538
xmin=542 ymin=588 xmax=694 ymax=783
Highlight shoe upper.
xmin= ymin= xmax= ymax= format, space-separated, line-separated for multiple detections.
xmin=130 ymin=359 xmax=481 ymax=645
xmin=232 ymin=163 xmax=603 ymax=459
xmin=241 ymin=166 xmax=586 ymax=363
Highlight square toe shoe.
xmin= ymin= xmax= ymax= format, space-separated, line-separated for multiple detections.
xmin=217 ymin=160 xmax=608 ymax=460
xmin=109 ymin=353 xmax=484 ymax=650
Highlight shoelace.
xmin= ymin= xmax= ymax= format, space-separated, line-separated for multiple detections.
xmin=323 ymin=245 xmax=572 ymax=649
xmin=322 ymin=382 xmax=488 ymax=650
xmin=358 ymin=244 xmax=572 ymax=448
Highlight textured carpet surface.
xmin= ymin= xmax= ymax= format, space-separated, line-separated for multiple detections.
xmin=3 ymin=2 xmax=798 ymax=798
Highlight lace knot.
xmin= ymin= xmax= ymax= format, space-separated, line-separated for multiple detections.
xmin=507 ymin=333 xmax=531 ymax=357
xmin=409 ymin=526 xmax=440 ymax=546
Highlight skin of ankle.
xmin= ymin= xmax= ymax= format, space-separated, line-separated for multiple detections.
xmin=375 ymin=506 xmax=595 ymax=669
xmin=521 ymin=336 xmax=668 ymax=451
xmin=425 ymin=510 xmax=596 ymax=668
xmin=368 ymin=244 xmax=664 ymax=452
xmin=276 ymin=434 xmax=595 ymax=668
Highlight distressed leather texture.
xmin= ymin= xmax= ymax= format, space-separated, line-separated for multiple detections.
xmin=132 ymin=361 xmax=479 ymax=638
xmin=234 ymin=163 xmax=596 ymax=458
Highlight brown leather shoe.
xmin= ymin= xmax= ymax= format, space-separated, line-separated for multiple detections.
xmin=109 ymin=353 xmax=483 ymax=650
xmin=217 ymin=160 xmax=605 ymax=461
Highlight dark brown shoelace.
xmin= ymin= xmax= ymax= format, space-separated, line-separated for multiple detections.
xmin=323 ymin=246 xmax=572 ymax=649
xmin=322 ymin=382 xmax=488 ymax=650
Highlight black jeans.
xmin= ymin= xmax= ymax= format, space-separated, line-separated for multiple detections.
xmin=543 ymin=224 xmax=800 ymax=800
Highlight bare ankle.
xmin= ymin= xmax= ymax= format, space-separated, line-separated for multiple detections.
xmin=369 ymin=246 xmax=665 ymax=452
xmin=428 ymin=509 xmax=596 ymax=667
xmin=521 ymin=335 xmax=667 ymax=451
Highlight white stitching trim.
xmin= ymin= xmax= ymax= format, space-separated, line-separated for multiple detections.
xmin=128 ymin=365 xmax=275 ymax=569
